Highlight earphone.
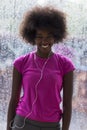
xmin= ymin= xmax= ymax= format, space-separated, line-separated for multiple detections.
xmin=9 ymin=52 xmax=51 ymax=129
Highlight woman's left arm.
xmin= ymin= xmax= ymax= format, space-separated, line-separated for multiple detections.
xmin=62 ymin=71 xmax=74 ymax=130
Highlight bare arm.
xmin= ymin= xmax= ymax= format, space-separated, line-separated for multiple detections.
xmin=7 ymin=67 xmax=22 ymax=130
xmin=62 ymin=71 xmax=74 ymax=130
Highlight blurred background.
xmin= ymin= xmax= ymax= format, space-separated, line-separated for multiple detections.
xmin=0 ymin=0 xmax=87 ymax=129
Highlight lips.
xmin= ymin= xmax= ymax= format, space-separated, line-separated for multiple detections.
xmin=41 ymin=43 xmax=51 ymax=48
xmin=41 ymin=45 xmax=49 ymax=48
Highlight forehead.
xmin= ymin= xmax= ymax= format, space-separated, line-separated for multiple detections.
xmin=36 ymin=29 xmax=52 ymax=35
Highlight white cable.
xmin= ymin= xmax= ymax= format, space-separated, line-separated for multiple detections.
xmin=10 ymin=52 xmax=51 ymax=129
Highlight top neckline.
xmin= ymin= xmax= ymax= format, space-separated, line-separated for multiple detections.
xmin=34 ymin=51 xmax=55 ymax=60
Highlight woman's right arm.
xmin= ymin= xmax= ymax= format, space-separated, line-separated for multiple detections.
xmin=7 ymin=67 xmax=22 ymax=130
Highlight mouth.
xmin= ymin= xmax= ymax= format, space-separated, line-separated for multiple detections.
xmin=41 ymin=44 xmax=51 ymax=48
xmin=41 ymin=45 xmax=49 ymax=48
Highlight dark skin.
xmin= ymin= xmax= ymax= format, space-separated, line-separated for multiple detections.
xmin=7 ymin=67 xmax=22 ymax=130
xmin=35 ymin=29 xmax=54 ymax=58
xmin=62 ymin=71 xmax=73 ymax=130
xmin=7 ymin=29 xmax=73 ymax=130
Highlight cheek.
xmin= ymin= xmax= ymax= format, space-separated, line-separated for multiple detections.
xmin=35 ymin=41 xmax=40 ymax=46
xmin=50 ymin=39 xmax=55 ymax=44
xmin=35 ymin=39 xmax=41 ymax=44
xmin=50 ymin=41 xmax=54 ymax=46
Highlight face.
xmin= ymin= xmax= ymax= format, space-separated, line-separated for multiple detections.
xmin=35 ymin=29 xmax=55 ymax=57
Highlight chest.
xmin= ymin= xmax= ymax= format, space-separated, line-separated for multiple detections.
xmin=22 ymin=58 xmax=63 ymax=90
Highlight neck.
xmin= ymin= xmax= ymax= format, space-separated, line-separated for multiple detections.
xmin=36 ymin=51 xmax=53 ymax=58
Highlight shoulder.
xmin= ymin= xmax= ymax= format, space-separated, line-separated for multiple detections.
xmin=13 ymin=52 xmax=33 ymax=73
xmin=55 ymin=53 xmax=69 ymax=60
xmin=55 ymin=53 xmax=75 ymax=75
xmin=13 ymin=52 xmax=34 ymax=64
xmin=14 ymin=53 xmax=30 ymax=62
xmin=55 ymin=53 xmax=74 ymax=64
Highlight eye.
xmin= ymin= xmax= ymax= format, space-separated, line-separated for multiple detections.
xmin=36 ymin=36 xmax=43 ymax=39
xmin=35 ymin=35 xmax=54 ymax=41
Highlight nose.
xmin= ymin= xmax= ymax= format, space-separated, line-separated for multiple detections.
xmin=42 ymin=37 xmax=49 ymax=43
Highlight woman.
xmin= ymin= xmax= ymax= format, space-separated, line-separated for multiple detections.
xmin=7 ymin=6 xmax=75 ymax=130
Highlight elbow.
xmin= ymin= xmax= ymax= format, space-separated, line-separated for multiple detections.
xmin=63 ymin=101 xmax=72 ymax=111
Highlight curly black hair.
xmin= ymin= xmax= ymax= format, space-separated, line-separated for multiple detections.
xmin=19 ymin=6 xmax=67 ymax=45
